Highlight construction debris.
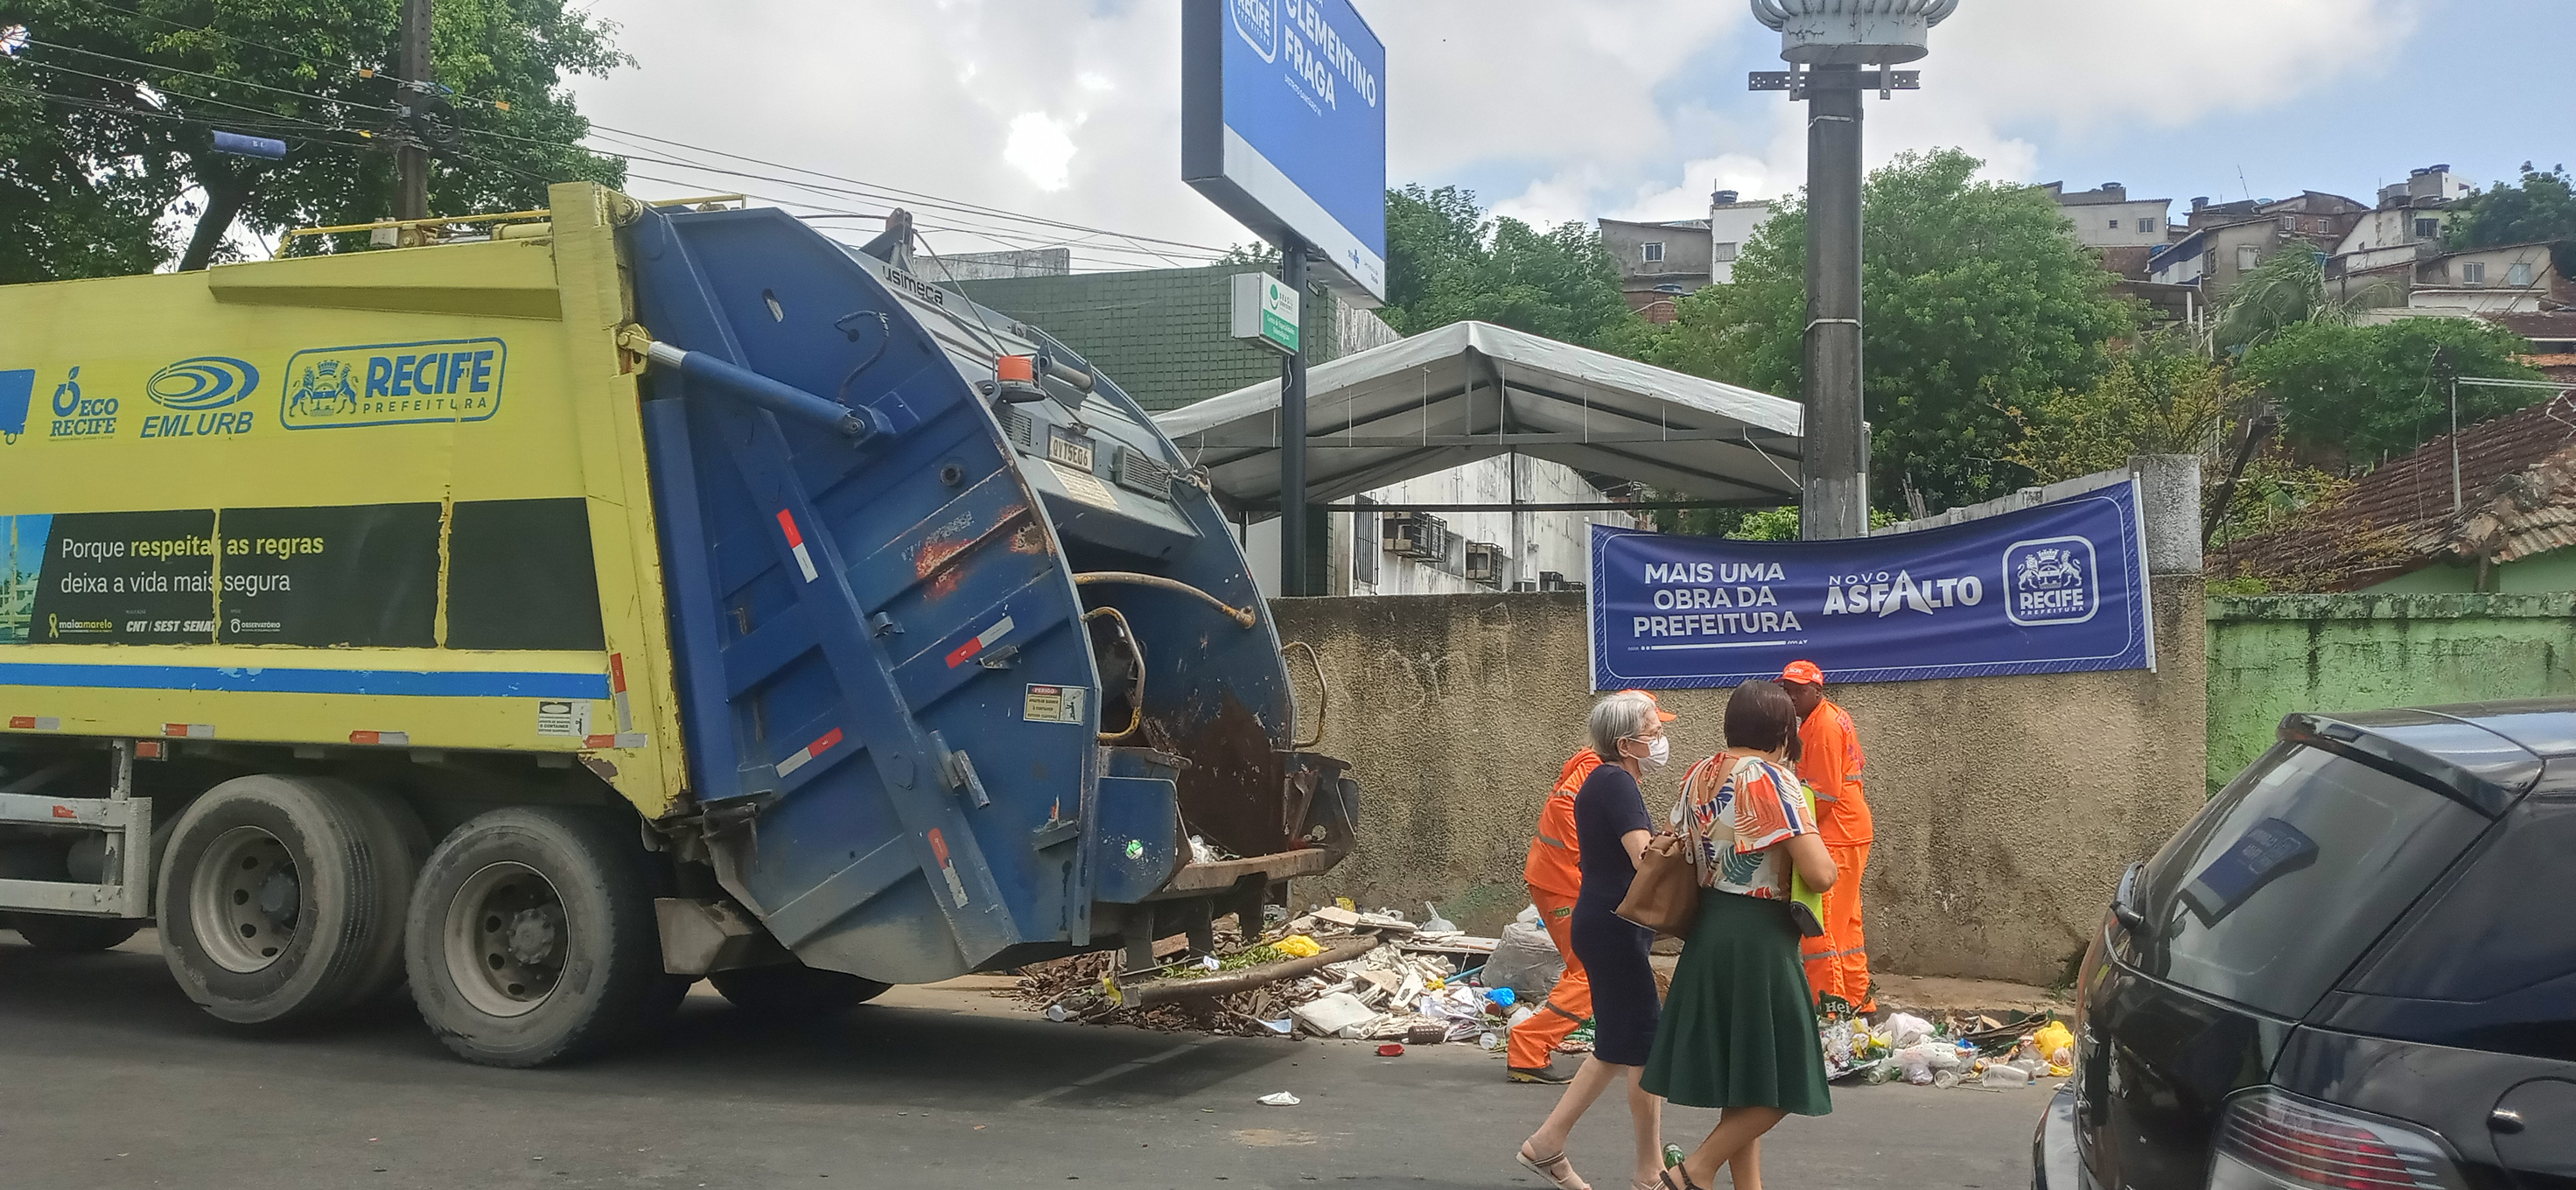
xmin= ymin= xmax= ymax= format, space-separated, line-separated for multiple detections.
xmin=1002 ymin=904 xmax=1512 ymax=1043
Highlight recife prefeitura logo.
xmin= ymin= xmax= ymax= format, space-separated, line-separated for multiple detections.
xmin=2002 ymin=536 xmax=2098 ymax=626
xmin=1231 ymin=0 xmax=1278 ymax=62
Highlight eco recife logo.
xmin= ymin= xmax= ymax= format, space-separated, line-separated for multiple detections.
xmin=281 ymin=338 xmax=506 ymax=430
xmin=140 ymin=356 xmax=260 ymax=440
xmin=2002 ymin=536 xmax=2098 ymax=626
xmin=1231 ymin=0 xmax=1278 ymax=62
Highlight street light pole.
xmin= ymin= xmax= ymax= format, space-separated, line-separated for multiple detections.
xmin=1802 ymin=64 xmax=1867 ymax=541
xmin=1747 ymin=0 xmax=1954 ymax=540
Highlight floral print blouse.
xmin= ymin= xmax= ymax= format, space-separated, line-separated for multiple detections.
xmin=1670 ymin=752 xmax=1817 ymax=900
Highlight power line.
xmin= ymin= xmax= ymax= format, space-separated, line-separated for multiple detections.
xmin=19 ymin=34 xmax=395 ymax=114
xmin=27 ymin=1 xmax=1242 ymax=271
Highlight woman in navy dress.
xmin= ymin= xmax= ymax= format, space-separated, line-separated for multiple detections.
xmin=1517 ymin=690 xmax=1670 ymax=1190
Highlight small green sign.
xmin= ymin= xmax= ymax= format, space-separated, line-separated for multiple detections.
xmin=1231 ymin=271 xmax=1300 ymax=354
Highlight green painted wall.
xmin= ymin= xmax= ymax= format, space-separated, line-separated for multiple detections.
xmin=956 ymin=264 xmax=1350 ymax=412
xmin=2365 ymin=549 xmax=2576 ymax=594
xmin=2206 ymin=592 xmax=2576 ymax=791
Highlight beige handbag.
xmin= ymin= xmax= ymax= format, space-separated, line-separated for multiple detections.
xmin=1615 ymin=763 xmax=1710 ymax=937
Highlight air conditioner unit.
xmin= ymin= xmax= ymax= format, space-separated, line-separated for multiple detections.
xmin=1381 ymin=511 xmax=1422 ymax=554
xmin=1464 ymin=542 xmax=1504 ymax=584
xmin=1401 ymin=514 xmax=1449 ymax=560
xmin=1538 ymin=570 xmax=1569 ymax=592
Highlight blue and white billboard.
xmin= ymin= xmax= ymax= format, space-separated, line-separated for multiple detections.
xmin=1588 ymin=481 xmax=2157 ymax=689
xmin=1184 ymin=0 xmax=1389 ymax=304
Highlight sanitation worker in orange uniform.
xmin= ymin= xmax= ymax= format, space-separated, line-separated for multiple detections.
xmin=1506 ymin=691 xmax=1678 ymax=1083
xmin=1781 ymin=660 xmax=1874 ymax=1014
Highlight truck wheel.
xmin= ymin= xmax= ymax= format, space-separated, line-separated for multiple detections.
xmin=405 ymin=806 xmax=676 ymax=1068
xmin=709 ymin=963 xmax=890 ymax=1017
xmin=11 ymin=915 xmax=144 ymax=952
xmin=155 ymin=775 xmax=424 ymax=1026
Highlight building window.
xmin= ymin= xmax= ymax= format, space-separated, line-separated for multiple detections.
xmin=1713 ymin=242 xmax=1740 ymax=262
xmin=2463 ymin=261 xmax=2488 ymax=284
xmin=1642 ymin=242 xmax=1665 ymax=263
xmin=2508 ymin=262 xmax=2535 ymax=286
xmin=1352 ymin=496 xmax=1377 ymax=586
xmin=2107 ymin=218 xmax=2120 ymax=230
xmin=2237 ymin=245 xmax=2261 ymax=271
xmin=2414 ymin=217 xmax=2440 ymax=239
xmin=2140 ymin=216 xmax=2157 ymax=232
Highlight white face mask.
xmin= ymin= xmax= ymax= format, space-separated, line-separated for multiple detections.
xmin=1628 ymin=734 xmax=1671 ymax=767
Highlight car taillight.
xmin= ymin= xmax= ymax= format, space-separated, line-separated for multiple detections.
xmin=2208 ymin=1088 xmax=2465 ymax=1190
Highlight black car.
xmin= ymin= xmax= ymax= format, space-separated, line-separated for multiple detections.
xmin=2035 ymin=699 xmax=2576 ymax=1190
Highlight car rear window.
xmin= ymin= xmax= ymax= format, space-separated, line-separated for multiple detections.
xmin=2131 ymin=743 xmax=2490 ymax=1019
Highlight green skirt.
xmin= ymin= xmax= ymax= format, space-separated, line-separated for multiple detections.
xmin=1640 ymin=887 xmax=1832 ymax=1115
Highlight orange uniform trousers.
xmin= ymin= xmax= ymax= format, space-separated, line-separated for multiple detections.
xmin=1799 ymin=841 xmax=1873 ymax=1012
xmin=1506 ymin=886 xmax=1589 ymax=1068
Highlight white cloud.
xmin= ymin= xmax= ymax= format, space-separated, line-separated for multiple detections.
xmin=567 ymin=0 xmax=2426 ymax=263
xmin=1004 ymin=111 xmax=1080 ymax=192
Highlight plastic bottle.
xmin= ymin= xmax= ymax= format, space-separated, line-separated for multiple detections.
xmin=1984 ymin=1063 xmax=2031 ymax=1087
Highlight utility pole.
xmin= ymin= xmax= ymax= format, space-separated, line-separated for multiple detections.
xmin=1278 ymin=240 xmax=1311 ymax=597
xmin=1802 ymin=63 xmax=1867 ymax=541
xmin=396 ymin=0 xmax=431 ymax=222
xmin=1747 ymin=0 xmax=1953 ymax=540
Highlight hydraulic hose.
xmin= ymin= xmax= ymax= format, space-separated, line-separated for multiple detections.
xmin=1072 ymin=572 xmax=1258 ymax=629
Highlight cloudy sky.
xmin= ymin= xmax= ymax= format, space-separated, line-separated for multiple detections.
xmin=570 ymin=0 xmax=2571 ymax=270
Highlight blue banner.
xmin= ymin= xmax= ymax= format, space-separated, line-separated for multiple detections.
xmin=1589 ymin=481 xmax=2156 ymax=689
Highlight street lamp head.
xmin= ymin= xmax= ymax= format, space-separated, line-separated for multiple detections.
xmin=1749 ymin=0 xmax=1955 ymax=65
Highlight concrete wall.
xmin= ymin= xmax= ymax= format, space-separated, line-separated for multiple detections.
xmin=1274 ymin=578 xmax=2208 ymax=987
xmin=2206 ymin=592 xmax=2576 ymax=792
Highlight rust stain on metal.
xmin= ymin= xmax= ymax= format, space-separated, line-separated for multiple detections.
xmin=912 ymin=504 xmax=1032 ymax=600
xmin=1010 ymin=522 xmax=1050 ymax=555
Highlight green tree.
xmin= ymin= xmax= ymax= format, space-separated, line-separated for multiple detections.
xmin=1377 ymin=183 xmax=1637 ymax=347
xmin=2447 ymin=162 xmax=2576 ymax=277
xmin=0 ymin=0 xmax=626 ymax=279
xmin=2012 ymin=331 xmax=2229 ymax=482
xmin=2237 ymin=317 xmax=2544 ymax=466
xmin=1630 ymin=149 xmax=2132 ymax=514
xmin=2213 ymin=247 xmax=2389 ymax=353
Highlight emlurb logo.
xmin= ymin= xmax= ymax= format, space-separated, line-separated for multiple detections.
xmin=1231 ymin=0 xmax=1278 ymax=63
xmin=281 ymin=338 xmax=506 ymax=430
xmin=145 ymin=357 xmax=258 ymax=410
xmin=139 ymin=355 xmax=260 ymax=440
xmin=2002 ymin=536 xmax=2097 ymax=626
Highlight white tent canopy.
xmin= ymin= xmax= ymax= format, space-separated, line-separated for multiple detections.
xmin=1154 ymin=320 xmax=1804 ymax=516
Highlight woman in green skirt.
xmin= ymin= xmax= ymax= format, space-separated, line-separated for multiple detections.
xmin=1642 ymin=680 xmax=1838 ymax=1190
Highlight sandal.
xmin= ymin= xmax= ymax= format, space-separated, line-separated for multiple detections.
xmin=1657 ymin=1168 xmax=1705 ymax=1190
xmin=1516 ymin=1142 xmax=1590 ymax=1190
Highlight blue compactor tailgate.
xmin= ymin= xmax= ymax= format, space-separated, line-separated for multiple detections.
xmin=623 ymin=204 xmax=1349 ymax=984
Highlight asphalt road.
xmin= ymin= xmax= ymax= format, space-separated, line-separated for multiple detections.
xmin=1 ymin=931 xmax=2049 ymax=1189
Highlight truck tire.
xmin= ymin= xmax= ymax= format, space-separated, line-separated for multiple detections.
xmin=709 ymin=962 xmax=891 ymax=1017
xmin=405 ymin=805 xmax=677 ymax=1068
xmin=10 ymin=914 xmax=144 ymax=952
xmin=155 ymin=775 xmax=424 ymax=1026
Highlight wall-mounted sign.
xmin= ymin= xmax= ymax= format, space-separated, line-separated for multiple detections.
xmin=1588 ymin=480 xmax=2156 ymax=689
xmin=1230 ymin=271 xmax=1301 ymax=354
xmin=1183 ymin=0 xmax=1389 ymax=304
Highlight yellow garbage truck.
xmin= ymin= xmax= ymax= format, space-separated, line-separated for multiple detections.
xmin=0 ymin=183 xmax=1356 ymax=1066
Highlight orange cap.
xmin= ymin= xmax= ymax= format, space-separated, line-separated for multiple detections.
xmin=1618 ymin=689 xmax=1679 ymax=721
xmin=1779 ymin=660 xmax=1824 ymax=686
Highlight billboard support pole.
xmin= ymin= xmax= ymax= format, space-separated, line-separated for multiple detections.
xmin=1278 ymin=239 xmax=1310 ymax=597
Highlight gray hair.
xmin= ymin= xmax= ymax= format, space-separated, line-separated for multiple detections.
xmin=1587 ymin=690 xmax=1659 ymax=763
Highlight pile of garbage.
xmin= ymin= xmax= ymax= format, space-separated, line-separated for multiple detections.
xmin=1006 ymin=900 xmax=1564 ymax=1046
xmin=1823 ymin=1012 xmax=2076 ymax=1088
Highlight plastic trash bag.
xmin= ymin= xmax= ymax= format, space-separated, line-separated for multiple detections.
xmin=1480 ymin=918 xmax=1564 ymax=998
